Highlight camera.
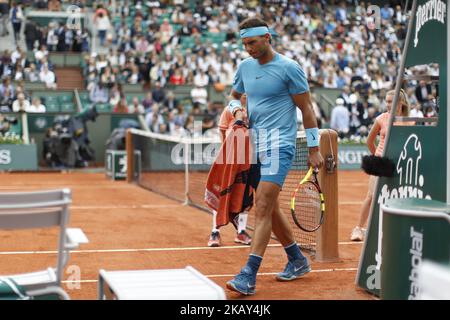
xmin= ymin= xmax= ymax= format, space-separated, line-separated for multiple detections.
xmin=0 ymin=115 xmax=18 ymax=134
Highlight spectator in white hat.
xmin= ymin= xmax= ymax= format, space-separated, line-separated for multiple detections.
xmin=330 ymin=98 xmax=350 ymax=139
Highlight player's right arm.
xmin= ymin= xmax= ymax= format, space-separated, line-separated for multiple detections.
xmin=228 ymin=62 xmax=245 ymax=122
xmin=229 ymin=89 xmax=244 ymax=121
xmin=367 ymin=120 xmax=381 ymax=155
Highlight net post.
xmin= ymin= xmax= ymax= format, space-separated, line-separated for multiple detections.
xmin=315 ymin=129 xmax=339 ymax=262
xmin=183 ymin=141 xmax=190 ymax=205
xmin=126 ymin=129 xmax=134 ymax=183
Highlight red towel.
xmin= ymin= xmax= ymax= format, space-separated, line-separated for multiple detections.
xmin=204 ymin=124 xmax=259 ymax=228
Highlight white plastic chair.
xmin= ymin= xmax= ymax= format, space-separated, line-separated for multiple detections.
xmin=0 ymin=188 xmax=88 ymax=300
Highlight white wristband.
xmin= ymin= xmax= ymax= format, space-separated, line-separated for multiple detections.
xmin=228 ymin=100 xmax=243 ymax=116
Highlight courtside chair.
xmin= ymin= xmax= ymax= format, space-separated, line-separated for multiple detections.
xmin=0 ymin=189 xmax=88 ymax=300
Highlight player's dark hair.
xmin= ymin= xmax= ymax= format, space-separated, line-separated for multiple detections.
xmin=239 ymin=17 xmax=268 ymax=30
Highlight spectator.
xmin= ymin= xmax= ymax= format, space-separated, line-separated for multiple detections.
xmin=380 ymin=4 xmax=394 ymax=21
xmin=163 ymin=91 xmax=178 ymax=110
xmin=24 ymin=20 xmax=39 ymax=51
xmin=89 ymin=82 xmax=109 ymax=103
xmin=142 ymin=92 xmax=153 ymax=111
xmin=311 ymin=94 xmax=326 ymax=128
xmin=95 ymin=11 xmax=111 ymax=47
xmin=169 ymin=68 xmax=185 ymax=85
xmin=0 ymin=77 xmax=14 ymax=97
xmin=409 ymin=104 xmax=424 ymax=118
xmin=48 ymin=0 xmax=61 ymax=11
xmin=109 ymin=83 xmax=122 ymax=106
xmin=160 ymin=18 xmax=173 ymax=44
xmin=0 ymin=0 xmax=9 ymax=37
xmin=46 ymin=22 xmax=59 ymax=51
xmin=348 ymin=93 xmax=364 ymax=135
xmin=190 ymin=84 xmax=208 ymax=106
xmin=423 ymin=105 xmax=436 ymax=124
xmin=174 ymin=105 xmax=188 ymax=126
xmin=39 ymin=64 xmax=57 ymax=89
xmin=35 ymin=44 xmax=49 ymax=63
xmin=12 ymin=92 xmax=31 ymax=112
xmin=0 ymin=86 xmax=13 ymax=111
xmin=128 ymin=97 xmax=145 ymax=114
xmin=335 ymin=1 xmax=347 ymax=23
xmin=151 ymin=81 xmax=166 ymax=103
xmin=35 ymin=0 xmax=48 ymax=9
xmin=28 ymin=97 xmax=46 ymax=113
xmin=145 ymin=103 xmax=165 ymax=132
xmin=194 ymin=69 xmax=209 ymax=87
xmin=330 ymin=98 xmax=350 ymax=139
xmin=9 ymin=2 xmax=23 ymax=43
xmin=114 ymin=97 xmax=129 ymax=113
xmin=415 ymin=80 xmax=432 ymax=104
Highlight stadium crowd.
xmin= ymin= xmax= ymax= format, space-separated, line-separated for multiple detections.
xmin=0 ymin=0 xmax=440 ymax=140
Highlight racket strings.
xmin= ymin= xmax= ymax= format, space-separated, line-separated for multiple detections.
xmin=294 ymin=182 xmax=322 ymax=231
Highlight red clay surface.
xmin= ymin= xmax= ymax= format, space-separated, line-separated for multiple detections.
xmin=0 ymin=170 xmax=375 ymax=300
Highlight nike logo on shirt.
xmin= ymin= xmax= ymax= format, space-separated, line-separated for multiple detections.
xmin=255 ymin=76 xmax=263 ymax=79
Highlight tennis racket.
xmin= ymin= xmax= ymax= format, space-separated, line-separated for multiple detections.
xmin=290 ymin=167 xmax=325 ymax=232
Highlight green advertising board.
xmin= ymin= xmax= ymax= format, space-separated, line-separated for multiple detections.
xmin=338 ymin=144 xmax=370 ymax=170
xmin=356 ymin=0 xmax=449 ymax=296
xmin=0 ymin=144 xmax=38 ymax=171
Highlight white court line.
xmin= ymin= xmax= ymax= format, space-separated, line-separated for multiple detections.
xmin=0 ymin=185 xmax=135 ymax=190
xmin=339 ymin=201 xmax=363 ymax=205
xmin=71 ymin=204 xmax=182 ymax=209
xmin=207 ymin=268 xmax=358 ymax=278
xmin=338 ymin=183 xmax=368 ymax=186
xmin=61 ymin=268 xmax=358 ymax=284
xmin=0 ymin=242 xmax=361 ymax=256
xmin=0 ymin=244 xmax=282 ymax=255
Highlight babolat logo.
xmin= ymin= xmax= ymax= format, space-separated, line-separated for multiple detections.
xmin=414 ymin=0 xmax=447 ymax=47
xmin=408 ymin=226 xmax=423 ymax=300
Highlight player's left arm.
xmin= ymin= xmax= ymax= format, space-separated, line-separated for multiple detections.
xmin=292 ymin=92 xmax=324 ymax=168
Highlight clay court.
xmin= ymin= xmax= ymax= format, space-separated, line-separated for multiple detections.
xmin=0 ymin=170 xmax=375 ymax=300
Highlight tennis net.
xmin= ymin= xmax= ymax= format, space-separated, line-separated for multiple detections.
xmin=128 ymin=128 xmax=336 ymax=255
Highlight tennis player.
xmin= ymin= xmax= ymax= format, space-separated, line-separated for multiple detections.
xmin=208 ymin=94 xmax=252 ymax=247
xmin=351 ymin=89 xmax=411 ymax=241
xmin=226 ymin=17 xmax=324 ymax=295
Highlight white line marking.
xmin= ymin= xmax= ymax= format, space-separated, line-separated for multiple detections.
xmin=62 ymin=268 xmax=358 ymax=285
xmin=0 ymin=242 xmax=361 ymax=255
xmin=71 ymin=204 xmax=181 ymax=209
xmin=338 ymin=183 xmax=368 ymax=187
xmin=207 ymin=268 xmax=358 ymax=278
xmin=338 ymin=241 xmax=363 ymax=245
xmin=339 ymin=201 xmax=363 ymax=205
xmin=0 ymin=244 xmax=281 ymax=255
xmin=0 ymin=185 xmax=132 ymax=189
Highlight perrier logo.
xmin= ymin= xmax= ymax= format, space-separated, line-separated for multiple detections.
xmin=414 ymin=0 xmax=447 ymax=48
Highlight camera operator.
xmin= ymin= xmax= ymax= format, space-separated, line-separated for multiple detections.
xmin=0 ymin=114 xmax=18 ymax=134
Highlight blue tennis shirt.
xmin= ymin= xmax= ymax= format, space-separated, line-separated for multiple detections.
xmin=232 ymin=52 xmax=309 ymax=152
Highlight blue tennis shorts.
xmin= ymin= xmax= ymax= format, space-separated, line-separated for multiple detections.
xmin=258 ymin=146 xmax=295 ymax=188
